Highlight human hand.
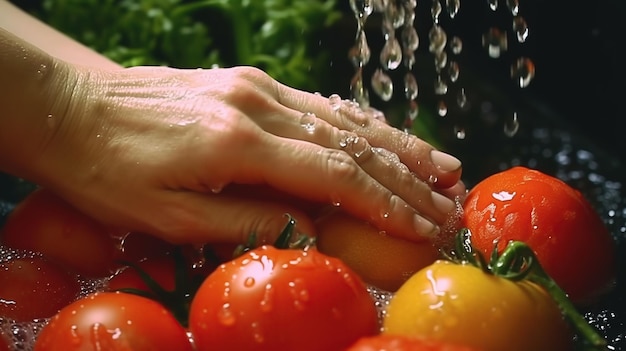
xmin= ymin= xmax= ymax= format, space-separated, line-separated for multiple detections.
xmin=34 ymin=65 xmax=464 ymax=245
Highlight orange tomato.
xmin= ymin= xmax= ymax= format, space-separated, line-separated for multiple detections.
xmin=314 ymin=209 xmax=440 ymax=292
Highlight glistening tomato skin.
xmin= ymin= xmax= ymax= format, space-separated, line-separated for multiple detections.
xmin=383 ymin=260 xmax=573 ymax=351
xmin=34 ymin=292 xmax=194 ymax=351
xmin=347 ymin=334 xmax=479 ymax=351
xmin=1 ymin=188 xmax=117 ymax=277
xmin=0 ymin=255 xmax=80 ymax=322
xmin=461 ymin=166 xmax=616 ymax=303
xmin=315 ymin=209 xmax=440 ymax=292
xmin=189 ymin=245 xmax=379 ymax=351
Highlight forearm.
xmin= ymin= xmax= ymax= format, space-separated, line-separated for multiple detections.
xmin=0 ymin=26 xmax=73 ymax=180
xmin=0 ymin=0 xmax=119 ymax=69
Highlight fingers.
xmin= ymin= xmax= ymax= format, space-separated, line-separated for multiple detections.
xmin=254 ymin=107 xmax=456 ymax=225
xmin=271 ymin=84 xmax=463 ymax=190
xmin=238 ymin=135 xmax=443 ymax=242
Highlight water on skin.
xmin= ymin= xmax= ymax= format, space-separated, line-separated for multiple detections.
xmin=299 ymin=112 xmax=317 ymax=134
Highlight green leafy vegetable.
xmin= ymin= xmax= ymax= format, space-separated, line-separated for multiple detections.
xmin=30 ymin=0 xmax=341 ymax=91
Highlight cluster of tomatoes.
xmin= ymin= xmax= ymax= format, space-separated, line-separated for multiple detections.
xmin=0 ymin=166 xmax=618 ymax=350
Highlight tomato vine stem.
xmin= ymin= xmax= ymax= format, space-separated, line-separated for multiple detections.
xmin=451 ymin=229 xmax=608 ymax=350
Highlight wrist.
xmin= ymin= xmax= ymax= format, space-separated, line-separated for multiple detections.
xmin=0 ymin=27 xmax=96 ymax=189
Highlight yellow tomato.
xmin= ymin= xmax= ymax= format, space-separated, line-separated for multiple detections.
xmin=383 ymin=260 xmax=573 ymax=351
xmin=315 ymin=209 xmax=440 ymax=292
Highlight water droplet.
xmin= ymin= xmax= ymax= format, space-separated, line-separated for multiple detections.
xmin=403 ymin=117 xmax=413 ymax=133
xmin=446 ymin=0 xmax=460 ymax=19
xmin=506 ymin=0 xmax=519 ymax=15
xmin=450 ymin=36 xmax=463 ymax=54
xmin=46 ymin=114 xmax=54 ymax=128
xmin=331 ymin=193 xmax=342 ymax=207
xmin=260 ymin=283 xmax=274 ymax=312
xmin=448 ymin=61 xmax=460 ymax=82
xmin=329 ymin=94 xmax=342 ymax=111
xmin=437 ymin=101 xmax=448 ymax=116
xmin=251 ymin=322 xmax=265 ymax=343
xmin=434 ymin=51 xmax=448 ymax=72
xmin=401 ymin=26 xmax=419 ymax=52
xmin=350 ymin=0 xmax=374 ymax=20
xmin=404 ymin=72 xmax=419 ymax=100
xmin=510 ymin=57 xmax=535 ymax=88
xmin=454 ymin=125 xmax=466 ymax=139
xmin=431 ymin=0 xmax=442 ymax=23
xmin=488 ymin=0 xmax=498 ymax=11
xmin=371 ymin=69 xmax=394 ymax=101
xmin=456 ymin=88 xmax=467 ymax=108
xmin=482 ymin=27 xmax=508 ymax=58
xmin=428 ymin=25 xmax=448 ymax=54
xmin=218 ymin=303 xmax=236 ymax=326
xmin=403 ymin=50 xmax=416 ymax=69
xmin=244 ymin=277 xmax=256 ymax=288
xmin=434 ymin=75 xmax=448 ymax=95
xmin=338 ymin=131 xmax=370 ymax=158
xmin=403 ymin=3 xmax=416 ymax=25
xmin=512 ymin=16 xmax=529 ymax=43
xmin=380 ymin=37 xmax=403 ymax=70
xmin=299 ymin=112 xmax=317 ymax=134
xmin=348 ymin=31 xmax=371 ymax=68
xmin=504 ymin=112 xmax=520 ymax=137
xmin=384 ymin=2 xmax=405 ymax=29
xmin=211 ymin=183 xmax=225 ymax=194
xmin=407 ymin=99 xmax=419 ymax=121
xmin=381 ymin=20 xmax=395 ymax=41
xmin=37 ymin=63 xmax=48 ymax=76
xmin=350 ymin=71 xmax=370 ymax=107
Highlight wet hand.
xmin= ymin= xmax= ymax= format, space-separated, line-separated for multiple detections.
xmin=39 ymin=65 xmax=464 ymax=245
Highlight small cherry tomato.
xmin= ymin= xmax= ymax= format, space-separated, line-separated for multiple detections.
xmin=0 ymin=254 xmax=80 ymax=322
xmin=315 ymin=209 xmax=440 ymax=291
xmin=189 ymin=245 xmax=379 ymax=351
xmin=34 ymin=292 xmax=193 ymax=351
xmin=461 ymin=166 xmax=616 ymax=303
xmin=383 ymin=260 xmax=573 ymax=351
xmin=347 ymin=333 xmax=479 ymax=351
xmin=1 ymin=188 xmax=117 ymax=277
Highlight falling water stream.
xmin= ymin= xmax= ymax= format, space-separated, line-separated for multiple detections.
xmin=348 ymin=0 xmax=533 ymax=138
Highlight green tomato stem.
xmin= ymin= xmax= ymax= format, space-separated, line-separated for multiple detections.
xmin=499 ymin=241 xmax=608 ymax=349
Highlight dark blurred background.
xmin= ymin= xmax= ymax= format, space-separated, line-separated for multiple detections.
xmin=327 ymin=0 xmax=626 ymax=157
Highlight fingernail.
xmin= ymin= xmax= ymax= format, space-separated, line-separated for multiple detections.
xmin=431 ymin=191 xmax=456 ymax=214
xmin=413 ymin=214 xmax=440 ymax=238
xmin=430 ymin=150 xmax=462 ymax=172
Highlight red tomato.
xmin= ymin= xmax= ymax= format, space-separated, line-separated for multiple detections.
xmin=0 ymin=254 xmax=80 ymax=322
xmin=34 ymin=292 xmax=194 ymax=351
xmin=1 ymin=188 xmax=117 ymax=277
xmin=0 ymin=332 xmax=10 ymax=351
xmin=347 ymin=334 xmax=480 ymax=351
xmin=189 ymin=245 xmax=379 ymax=351
xmin=462 ymin=166 xmax=616 ymax=303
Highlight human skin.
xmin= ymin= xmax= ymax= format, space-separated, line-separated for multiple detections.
xmin=0 ymin=0 xmax=465 ymax=245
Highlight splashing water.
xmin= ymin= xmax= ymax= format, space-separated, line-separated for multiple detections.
xmin=347 ymin=0 xmax=536 ymax=139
